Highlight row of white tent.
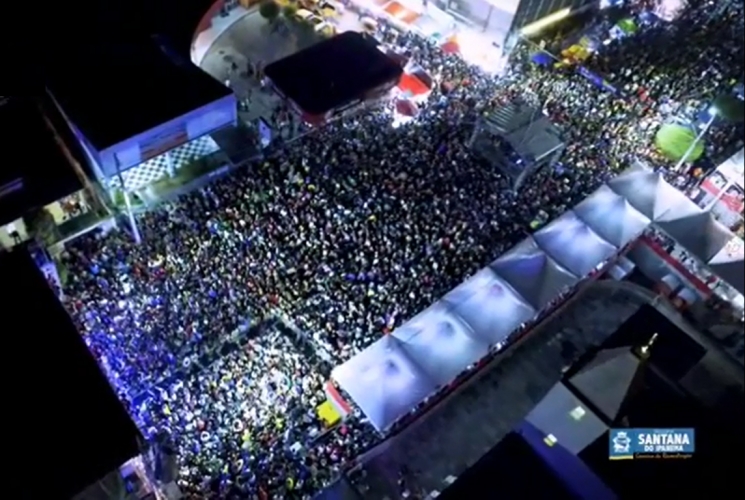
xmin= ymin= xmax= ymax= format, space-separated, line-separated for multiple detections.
xmin=331 ymin=163 xmax=745 ymax=433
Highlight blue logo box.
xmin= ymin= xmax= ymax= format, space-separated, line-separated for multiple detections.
xmin=609 ymin=428 xmax=695 ymax=459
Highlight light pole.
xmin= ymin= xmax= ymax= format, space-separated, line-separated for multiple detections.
xmin=673 ymin=108 xmax=717 ymax=172
xmin=114 ymin=155 xmax=142 ymax=244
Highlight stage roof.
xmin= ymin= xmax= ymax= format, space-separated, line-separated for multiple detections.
xmin=442 ymin=268 xmax=537 ymax=346
xmin=0 ymin=97 xmax=82 ymax=225
xmin=331 ymin=335 xmax=437 ymax=432
xmin=264 ymin=32 xmax=403 ymax=115
xmin=392 ymin=304 xmax=490 ymax=386
xmin=2 ymin=247 xmax=141 ymax=498
xmin=573 ymin=185 xmax=650 ymax=248
xmin=490 ymin=237 xmax=579 ymax=310
xmin=46 ymin=38 xmax=231 ymax=151
xmin=534 ymin=211 xmax=618 ymax=277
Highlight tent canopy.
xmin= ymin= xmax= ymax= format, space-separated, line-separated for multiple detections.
xmin=573 ymin=185 xmax=651 ymax=247
xmin=607 ymin=168 xmax=685 ymax=220
xmin=490 ymin=237 xmax=579 ymax=310
xmin=392 ymin=304 xmax=489 ymax=386
xmin=443 ymin=268 xmax=536 ymax=346
xmin=708 ymin=238 xmax=745 ymax=295
xmin=534 ymin=211 xmax=618 ymax=276
xmin=331 ymin=335 xmax=436 ymax=432
xmin=657 ymin=211 xmax=733 ymax=262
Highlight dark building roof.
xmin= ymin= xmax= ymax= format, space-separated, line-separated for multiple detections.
xmin=579 ymin=368 xmax=744 ymax=498
xmin=439 ymin=431 xmax=576 ymax=500
xmin=2 ymin=246 xmax=142 ymax=499
xmin=0 ymin=97 xmax=82 ymax=226
xmin=265 ymin=31 xmax=403 ymax=115
xmin=601 ymin=304 xmax=706 ymax=380
xmin=46 ymin=38 xmax=231 ymax=151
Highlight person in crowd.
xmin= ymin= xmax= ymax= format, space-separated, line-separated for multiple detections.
xmin=59 ymin=0 xmax=743 ymax=496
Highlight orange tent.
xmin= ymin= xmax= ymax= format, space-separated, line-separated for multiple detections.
xmin=398 ymin=73 xmax=430 ymax=97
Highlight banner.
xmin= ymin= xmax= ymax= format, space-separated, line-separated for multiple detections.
xmin=700 ymin=170 xmax=729 ymax=199
xmin=577 ymin=66 xmax=620 ymax=95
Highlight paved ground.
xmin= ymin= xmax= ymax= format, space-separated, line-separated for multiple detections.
xmin=201 ymin=12 xmax=325 ymax=124
xmin=351 ymin=280 xmax=649 ymax=499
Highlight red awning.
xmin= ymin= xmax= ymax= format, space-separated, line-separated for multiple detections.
xmin=441 ymin=40 xmax=460 ymax=54
xmin=398 ymin=73 xmax=430 ymax=96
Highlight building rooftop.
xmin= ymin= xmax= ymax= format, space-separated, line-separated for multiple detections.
xmin=438 ymin=431 xmax=576 ymax=500
xmin=0 ymin=97 xmax=82 ymax=226
xmin=46 ymin=37 xmax=232 ymax=151
xmin=2 ymin=247 xmax=142 ymax=498
xmin=352 ymin=281 xmax=743 ymax=498
xmin=265 ymin=31 xmax=403 ymax=116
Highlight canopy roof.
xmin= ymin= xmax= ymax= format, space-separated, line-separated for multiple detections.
xmin=656 ymin=211 xmax=733 ymax=262
xmin=573 ymin=185 xmax=651 ymax=247
xmin=392 ymin=304 xmax=489 ymax=386
xmin=331 ymin=335 xmax=436 ymax=432
xmin=607 ymin=168 xmax=688 ymax=220
xmin=490 ymin=237 xmax=579 ymax=310
xmin=442 ymin=268 xmax=537 ymax=346
xmin=534 ymin=211 xmax=618 ymax=276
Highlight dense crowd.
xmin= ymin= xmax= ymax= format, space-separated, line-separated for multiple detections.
xmin=59 ymin=0 xmax=743 ymax=497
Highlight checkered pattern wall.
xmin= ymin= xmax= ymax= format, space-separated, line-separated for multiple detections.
xmin=109 ymin=135 xmax=220 ymax=192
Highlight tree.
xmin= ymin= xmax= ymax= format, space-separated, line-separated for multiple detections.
xmin=23 ymin=207 xmax=60 ymax=246
xmin=283 ymin=3 xmax=298 ymax=19
xmin=259 ymin=0 xmax=281 ymax=23
xmin=713 ymin=93 xmax=745 ymax=123
xmin=654 ymin=123 xmax=705 ymax=163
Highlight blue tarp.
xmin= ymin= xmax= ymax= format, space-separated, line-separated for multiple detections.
xmin=531 ymin=52 xmax=554 ymax=67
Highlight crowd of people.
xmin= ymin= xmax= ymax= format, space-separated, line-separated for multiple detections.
xmin=58 ymin=0 xmax=743 ymax=497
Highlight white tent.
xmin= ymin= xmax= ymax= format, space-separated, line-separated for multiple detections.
xmin=490 ymin=237 xmax=579 ymax=310
xmin=656 ymin=211 xmax=733 ymax=262
xmin=442 ymin=268 xmax=537 ymax=346
xmin=708 ymin=237 xmax=745 ymax=295
xmin=392 ymin=303 xmax=490 ymax=386
xmin=331 ymin=335 xmax=437 ymax=432
xmin=607 ymin=168 xmax=688 ymax=220
xmin=717 ymin=148 xmax=744 ymax=188
xmin=573 ymin=185 xmax=651 ymax=248
xmin=534 ymin=211 xmax=618 ymax=277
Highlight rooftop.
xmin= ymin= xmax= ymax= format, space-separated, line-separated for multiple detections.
xmin=438 ymin=431 xmax=576 ymax=500
xmin=2 ymin=247 xmax=142 ymax=498
xmin=46 ymin=37 xmax=232 ymax=151
xmin=0 ymin=97 xmax=82 ymax=225
xmin=265 ymin=31 xmax=403 ymax=115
